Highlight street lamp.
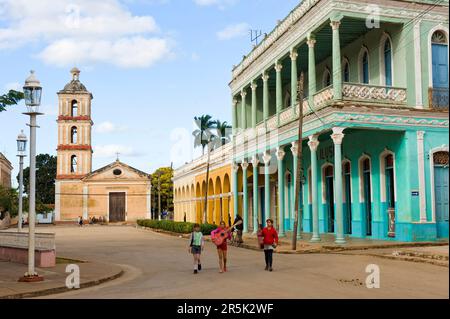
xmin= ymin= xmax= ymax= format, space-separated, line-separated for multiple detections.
xmin=19 ymin=70 xmax=44 ymax=282
xmin=16 ymin=130 xmax=27 ymax=232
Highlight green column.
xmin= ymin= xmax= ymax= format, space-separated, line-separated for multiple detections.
xmin=262 ymin=72 xmax=269 ymax=126
xmin=307 ymin=35 xmax=317 ymax=108
xmin=290 ymin=141 xmax=302 ymax=239
xmin=242 ymin=161 xmax=249 ymax=233
xmin=251 ymin=81 xmax=258 ymax=128
xmin=232 ymin=98 xmax=238 ymax=135
xmin=290 ymin=49 xmax=298 ymax=113
xmin=276 ymin=147 xmax=286 ymax=237
xmin=241 ymin=90 xmax=247 ymax=130
xmin=308 ymin=135 xmax=321 ymax=242
xmin=331 ymin=127 xmax=346 ymax=244
xmin=331 ymin=20 xmax=342 ymax=100
xmin=252 ymin=155 xmax=259 ymax=234
xmin=232 ymin=163 xmax=239 ymax=221
xmin=275 ymin=62 xmax=283 ymax=126
xmin=263 ymin=151 xmax=271 ymax=222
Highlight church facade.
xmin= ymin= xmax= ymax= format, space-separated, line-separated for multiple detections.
xmin=54 ymin=68 xmax=152 ymax=222
xmin=174 ymin=0 xmax=449 ymax=242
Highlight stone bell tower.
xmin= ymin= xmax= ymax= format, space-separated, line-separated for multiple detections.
xmin=56 ymin=67 xmax=94 ymax=179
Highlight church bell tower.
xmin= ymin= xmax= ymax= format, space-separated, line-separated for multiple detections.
xmin=56 ymin=68 xmax=93 ymax=179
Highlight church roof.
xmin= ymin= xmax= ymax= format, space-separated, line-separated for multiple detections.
xmin=58 ymin=67 xmax=92 ymax=96
xmin=0 ymin=153 xmax=13 ymax=169
xmin=82 ymin=160 xmax=151 ymax=181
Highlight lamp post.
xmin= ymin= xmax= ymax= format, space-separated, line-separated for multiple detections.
xmin=16 ymin=130 xmax=27 ymax=232
xmin=19 ymin=70 xmax=44 ymax=282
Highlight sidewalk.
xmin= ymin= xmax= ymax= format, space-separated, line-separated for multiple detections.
xmin=140 ymin=226 xmax=449 ymax=254
xmin=0 ymin=258 xmax=123 ymax=299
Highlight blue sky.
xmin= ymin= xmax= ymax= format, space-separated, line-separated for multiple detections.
xmin=0 ymin=0 xmax=300 ymax=184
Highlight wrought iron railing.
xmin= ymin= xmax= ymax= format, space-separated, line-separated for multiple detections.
xmin=429 ymin=87 xmax=449 ymax=110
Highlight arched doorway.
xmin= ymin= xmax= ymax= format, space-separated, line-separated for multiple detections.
xmin=223 ymin=174 xmax=231 ymax=226
xmin=360 ymin=157 xmax=373 ymax=236
xmin=430 ymin=30 xmax=449 ymax=109
xmin=196 ymin=183 xmax=201 ymax=223
xmin=323 ymin=165 xmax=335 ymax=233
xmin=215 ymin=177 xmax=222 ymax=224
xmin=343 ymin=161 xmax=352 ymax=234
xmin=208 ymin=179 xmax=214 ymax=224
xmin=433 ymin=151 xmax=449 ymax=238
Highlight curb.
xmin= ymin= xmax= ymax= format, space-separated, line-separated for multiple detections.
xmin=0 ymin=265 xmax=124 ymax=299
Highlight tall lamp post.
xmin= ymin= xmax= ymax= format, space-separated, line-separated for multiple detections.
xmin=16 ymin=130 xmax=27 ymax=232
xmin=19 ymin=70 xmax=44 ymax=282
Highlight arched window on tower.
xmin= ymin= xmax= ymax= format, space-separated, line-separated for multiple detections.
xmin=71 ymin=100 xmax=78 ymax=117
xmin=71 ymin=126 xmax=77 ymax=144
xmin=71 ymin=155 xmax=77 ymax=173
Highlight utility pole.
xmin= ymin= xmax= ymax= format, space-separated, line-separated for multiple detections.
xmin=292 ymin=72 xmax=305 ymax=250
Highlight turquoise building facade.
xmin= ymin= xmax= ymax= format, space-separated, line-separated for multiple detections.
xmin=230 ymin=0 xmax=449 ymax=243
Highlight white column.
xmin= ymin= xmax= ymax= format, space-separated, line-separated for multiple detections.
xmin=414 ymin=21 xmax=423 ymax=108
xmin=417 ymin=131 xmax=427 ymax=222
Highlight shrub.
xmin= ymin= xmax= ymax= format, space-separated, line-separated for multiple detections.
xmin=137 ymin=219 xmax=216 ymax=234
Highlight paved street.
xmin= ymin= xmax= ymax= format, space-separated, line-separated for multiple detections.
xmin=36 ymin=226 xmax=448 ymax=299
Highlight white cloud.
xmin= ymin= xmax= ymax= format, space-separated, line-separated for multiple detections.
xmin=95 ymin=121 xmax=128 ymax=134
xmin=193 ymin=0 xmax=238 ymax=9
xmin=3 ymin=82 xmax=22 ymax=92
xmin=217 ymin=22 xmax=250 ymax=40
xmin=94 ymin=144 xmax=143 ymax=158
xmin=0 ymin=0 xmax=173 ymax=68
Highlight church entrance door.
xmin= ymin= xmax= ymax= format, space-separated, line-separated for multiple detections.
xmin=109 ymin=192 xmax=126 ymax=222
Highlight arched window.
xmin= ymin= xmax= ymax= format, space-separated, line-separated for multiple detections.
xmin=342 ymin=58 xmax=350 ymax=82
xmin=385 ymin=154 xmax=395 ymax=208
xmin=359 ymin=48 xmax=370 ymax=84
xmin=71 ymin=100 xmax=78 ymax=117
xmin=71 ymin=126 xmax=77 ymax=144
xmin=383 ymin=37 xmax=393 ymax=86
xmin=70 ymin=155 xmax=77 ymax=173
xmin=323 ymin=68 xmax=331 ymax=88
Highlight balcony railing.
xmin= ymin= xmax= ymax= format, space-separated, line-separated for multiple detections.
xmin=313 ymin=85 xmax=334 ymax=108
xmin=342 ymin=83 xmax=407 ymax=104
xmin=429 ymin=87 xmax=449 ymax=110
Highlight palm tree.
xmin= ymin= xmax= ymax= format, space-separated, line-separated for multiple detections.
xmin=213 ymin=120 xmax=232 ymax=147
xmin=0 ymin=90 xmax=24 ymax=112
xmin=192 ymin=115 xmax=216 ymax=223
xmin=193 ymin=115 xmax=215 ymax=155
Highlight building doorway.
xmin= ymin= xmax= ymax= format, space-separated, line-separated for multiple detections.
xmin=343 ymin=162 xmax=352 ymax=234
xmin=324 ymin=165 xmax=335 ymax=233
xmin=362 ymin=158 xmax=372 ymax=236
xmin=434 ymin=151 xmax=449 ymax=238
xmin=109 ymin=192 xmax=126 ymax=222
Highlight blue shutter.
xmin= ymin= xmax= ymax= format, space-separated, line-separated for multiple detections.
xmin=432 ymin=43 xmax=449 ymax=88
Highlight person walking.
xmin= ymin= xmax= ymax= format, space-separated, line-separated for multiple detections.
xmin=233 ymin=214 xmax=244 ymax=244
xmin=261 ymin=219 xmax=279 ymax=272
xmin=188 ymin=223 xmax=204 ymax=274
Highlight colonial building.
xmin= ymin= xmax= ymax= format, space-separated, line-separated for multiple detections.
xmin=0 ymin=153 xmax=12 ymax=188
xmin=174 ymin=0 xmax=449 ymax=242
xmin=55 ymin=68 xmax=152 ymax=222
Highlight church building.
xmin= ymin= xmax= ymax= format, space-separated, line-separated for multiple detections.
xmin=54 ymin=68 xmax=152 ymax=222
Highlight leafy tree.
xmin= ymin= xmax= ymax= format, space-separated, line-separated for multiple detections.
xmin=0 ymin=90 xmax=24 ymax=112
xmin=151 ymin=167 xmax=174 ymax=215
xmin=18 ymin=154 xmax=57 ymax=205
xmin=0 ymin=186 xmax=19 ymax=217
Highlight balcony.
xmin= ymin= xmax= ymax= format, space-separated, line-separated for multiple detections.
xmin=342 ymin=83 xmax=407 ymax=105
xmin=429 ymin=87 xmax=449 ymax=110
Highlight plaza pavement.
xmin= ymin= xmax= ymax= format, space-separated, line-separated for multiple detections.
xmin=19 ymin=225 xmax=447 ymax=299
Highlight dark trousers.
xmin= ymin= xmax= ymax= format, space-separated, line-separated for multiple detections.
xmin=264 ymin=249 xmax=273 ymax=267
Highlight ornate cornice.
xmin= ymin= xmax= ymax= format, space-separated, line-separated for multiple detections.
xmin=57 ymin=174 xmax=87 ymax=180
xmin=58 ymin=115 xmax=91 ymax=121
xmin=57 ymin=145 xmax=92 ymax=151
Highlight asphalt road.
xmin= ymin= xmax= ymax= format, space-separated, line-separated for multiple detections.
xmin=38 ymin=226 xmax=449 ymax=299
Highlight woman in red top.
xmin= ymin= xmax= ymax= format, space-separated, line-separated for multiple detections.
xmin=261 ymin=219 xmax=279 ymax=272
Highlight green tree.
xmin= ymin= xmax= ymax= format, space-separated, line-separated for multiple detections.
xmin=19 ymin=154 xmax=57 ymax=205
xmin=151 ymin=167 xmax=174 ymax=215
xmin=0 ymin=186 xmax=19 ymax=217
xmin=0 ymin=90 xmax=24 ymax=112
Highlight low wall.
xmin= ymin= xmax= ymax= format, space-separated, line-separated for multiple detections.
xmin=0 ymin=231 xmax=56 ymax=267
